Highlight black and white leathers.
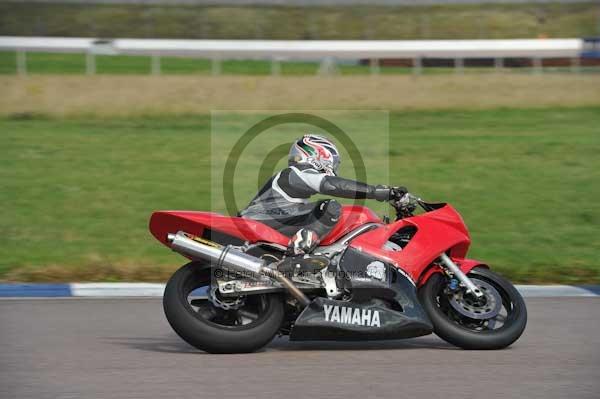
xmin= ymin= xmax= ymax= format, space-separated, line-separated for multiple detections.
xmin=240 ymin=163 xmax=391 ymax=236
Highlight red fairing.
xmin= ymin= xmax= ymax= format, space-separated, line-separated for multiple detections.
xmin=150 ymin=204 xmax=484 ymax=286
xmin=149 ymin=211 xmax=290 ymax=247
xmin=349 ymin=204 xmax=474 ymax=283
xmin=320 ymin=205 xmax=382 ymax=245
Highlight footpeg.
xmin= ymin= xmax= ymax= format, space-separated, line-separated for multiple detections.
xmin=278 ymin=255 xmax=330 ymax=276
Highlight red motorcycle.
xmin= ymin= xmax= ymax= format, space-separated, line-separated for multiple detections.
xmin=150 ymin=194 xmax=527 ymax=353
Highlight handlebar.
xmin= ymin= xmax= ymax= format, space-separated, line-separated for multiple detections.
xmin=390 ymin=192 xmax=440 ymax=220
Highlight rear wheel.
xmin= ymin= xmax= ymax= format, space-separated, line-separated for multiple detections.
xmin=163 ymin=262 xmax=285 ymax=353
xmin=419 ymin=267 xmax=527 ymax=350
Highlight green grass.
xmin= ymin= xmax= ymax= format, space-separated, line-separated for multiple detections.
xmin=1 ymin=107 xmax=599 ymax=283
xmin=0 ymin=3 xmax=598 ymax=39
xmin=3 ymin=52 xmax=599 ymax=76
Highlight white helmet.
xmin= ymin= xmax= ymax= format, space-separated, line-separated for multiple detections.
xmin=288 ymin=134 xmax=340 ymax=176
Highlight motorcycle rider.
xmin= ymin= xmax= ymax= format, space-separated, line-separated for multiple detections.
xmin=240 ymin=134 xmax=407 ymax=255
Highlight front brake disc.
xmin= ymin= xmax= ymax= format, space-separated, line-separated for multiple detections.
xmin=448 ymin=278 xmax=502 ymax=320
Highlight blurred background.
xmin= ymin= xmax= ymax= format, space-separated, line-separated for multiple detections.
xmin=0 ymin=0 xmax=598 ymax=284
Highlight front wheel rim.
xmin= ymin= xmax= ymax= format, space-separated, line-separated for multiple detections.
xmin=435 ymin=272 xmax=519 ymax=333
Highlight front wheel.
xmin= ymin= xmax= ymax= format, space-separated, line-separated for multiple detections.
xmin=419 ymin=267 xmax=527 ymax=350
xmin=163 ymin=262 xmax=285 ymax=353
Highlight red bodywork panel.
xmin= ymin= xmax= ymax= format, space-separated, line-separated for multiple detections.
xmin=150 ymin=205 xmax=379 ymax=248
xmin=149 ymin=204 xmax=486 ymax=285
xmin=320 ymin=205 xmax=382 ymax=245
xmin=349 ymin=204 xmax=481 ymax=284
xmin=149 ymin=211 xmax=290 ymax=247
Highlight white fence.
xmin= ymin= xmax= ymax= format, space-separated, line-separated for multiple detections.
xmin=0 ymin=36 xmax=585 ymax=75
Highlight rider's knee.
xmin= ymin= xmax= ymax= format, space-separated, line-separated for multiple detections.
xmin=317 ymin=199 xmax=341 ymax=226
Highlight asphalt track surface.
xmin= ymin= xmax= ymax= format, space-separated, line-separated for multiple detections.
xmin=26 ymin=0 xmax=589 ymax=5
xmin=1 ymin=298 xmax=599 ymax=399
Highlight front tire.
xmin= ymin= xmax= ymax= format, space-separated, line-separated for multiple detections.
xmin=163 ymin=262 xmax=285 ymax=353
xmin=419 ymin=267 xmax=527 ymax=350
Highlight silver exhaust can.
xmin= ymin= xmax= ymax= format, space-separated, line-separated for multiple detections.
xmin=167 ymin=231 xmax=264 ymax=275
xmin=167 ymin=231 xmax=311 ymax=307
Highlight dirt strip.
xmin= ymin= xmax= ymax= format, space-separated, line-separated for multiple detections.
xmin=2 ymin=74 xmax=599 ymax=117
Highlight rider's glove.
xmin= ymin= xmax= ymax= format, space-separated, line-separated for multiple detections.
xmin=390 ymin=186 xmax=409 ymax=200
xmin=373 ymin=185 xmax=408 ymax=202
xmin=397 ymin=190 xmax=417 ymax=213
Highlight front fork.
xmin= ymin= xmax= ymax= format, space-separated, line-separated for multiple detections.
xmin=438 ymin=253 xmax=484 ymax=298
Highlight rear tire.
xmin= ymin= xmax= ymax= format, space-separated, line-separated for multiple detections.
xmin=163 ymin=262 xmax=285 ymax=354
xmin=419 ymin=267 xmax=527 ymax=350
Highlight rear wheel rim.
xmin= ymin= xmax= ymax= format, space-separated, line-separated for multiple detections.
xmin=180 ymin=268 xmax=272 ymax=329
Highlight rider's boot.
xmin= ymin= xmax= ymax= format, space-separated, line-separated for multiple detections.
xmin=279 ymin=228 xmax=328 ymax=276
xmin=287 ymin=228 xmax=320 ymax=256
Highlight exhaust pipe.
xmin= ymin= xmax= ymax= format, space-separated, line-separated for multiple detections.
xmin=167 ymin=231 xmax=310 ymax=307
